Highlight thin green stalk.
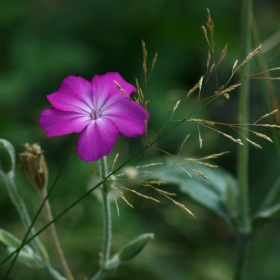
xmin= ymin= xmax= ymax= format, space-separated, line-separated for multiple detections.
xmin=235 ymin=0 xmax=253 ymax=279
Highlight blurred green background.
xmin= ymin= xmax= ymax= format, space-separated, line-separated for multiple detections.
xmin=0 ymin=0 xmax=280 ymax=279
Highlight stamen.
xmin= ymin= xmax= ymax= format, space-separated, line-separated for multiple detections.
xmin=91 ymin=108 xmax=102 ymax=119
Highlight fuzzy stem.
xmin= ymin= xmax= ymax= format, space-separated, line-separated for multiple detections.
xmin=1 ymin=172 xmax=66 ymax=280
xmin=235 ymin=0 xmax=253 ymax=279
xmin=92 ymin=156 xmax=111 ymax=280
xmin=40 ymin=188 xmax=74 ymax=280
xmin=100 ymin=156 xmax=111 ymax=266
xmin=2 ymin=172 xmax=49 ymax=263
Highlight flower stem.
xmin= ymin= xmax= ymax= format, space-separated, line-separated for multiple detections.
xmin=40 ymin=187 xmax=74 ymax=280
xmin=91 ymin=157 xmax=112 ymax=280
xmin=1 ymin=172 xmax=66 ymax=280
xmin=2 ymin=172 xmax=49 ymax=263
xmin=235 ymin=0 xmax=253 ymax=279
xmin=99 ymin=156 xmax=111 ymax=267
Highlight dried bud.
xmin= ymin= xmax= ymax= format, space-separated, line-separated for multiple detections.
xmin=19 ymin=143 xmax=48 ymax=190
xmin=0 ymin=139 xmax=15 ymax=174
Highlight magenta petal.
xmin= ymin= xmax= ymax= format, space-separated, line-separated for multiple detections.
xmin=47 ymin=91 xmax=93 ymax=113
xmin=104 ymin=98 xmax=148 ymax=137
xmin=57 ymin=76 xmax=94 ymax=106
xmin=77 ymin=118 xmax=119 ymax=162
xmin=39 ymin=108 xmax=91 ymax=136
xmin=92 ymin=72 xmax=136 ymax=109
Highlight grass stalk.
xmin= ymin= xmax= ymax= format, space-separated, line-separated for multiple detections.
xmin=234 ymin=0 xmax=253 ymax=279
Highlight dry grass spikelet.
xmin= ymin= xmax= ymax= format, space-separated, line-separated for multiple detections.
xmin=121 ymin=186 xmax=160 ymax=203
xmin=198 ymin=162 xmax=218 ymax=169
xmin=215 ymin=83 xmax=241 ymax=97
xmin=151 ymin=52 xmax=158 ymax=71
xmin=205 ymin=121 xmax=215 ymax=126
xmin=186 ymin=76 xmax=204 ymax=100
xmin=234 ymin=45 xmax=262 ymax=74
xmin=164 ymin=195 xmax=195 ymax=217
xmin=252 ymin=131 xmax=273 ymax=143
xmin=178 ymin=134 xmax=190 ymax=156
xmin=190 ymin=168 xmax=209 ymax=180
xmin=254 ymin=109 xmax=279 ymax=123
xmin=206 ymin=8 xmax=214 ymax=36
xmin=195 ymin=151 xmax=230 ymax=160
xmin=114 ymin=80 xmax=128 ymax=96
xmin=206 ymin=50 xmax=211 ymax=72
xmin=142 ymin=39 xmax=148 ymax=83
xmin=217 ymin=44 xmax=228 ymax=66
xmin=198 ymin=125 xmax=203 ymax=148
xmin=135 ymin=78 xmax=144 ymax=104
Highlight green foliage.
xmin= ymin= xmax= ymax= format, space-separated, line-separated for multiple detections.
xmin=253 ymin=203 xmax=280 ymax=230
xmin=141 ymin=156 xmax=239 ymax=229
xmin=0 ymin=228 xmax=43 ymax=268
xmin=1 ymin=0 xmax=280 ymax=279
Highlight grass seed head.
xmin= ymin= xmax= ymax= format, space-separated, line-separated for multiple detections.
xmin=114 ymin=80 xmax=128 ymax=96
xmin=151 ymin=52 xmax=158 ymax=71
xmin=186 ymin=76 xmax=204 ymax=100
xmin=206 ymin=8 xmax=214 ymax=36
xmin=217 ymin=44 xmax=228 ymax=66
xmin=252 ymin=131 xmax=273 ymax=143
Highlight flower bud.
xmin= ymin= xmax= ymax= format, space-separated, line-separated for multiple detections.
xmin=19 ymin=143 xmax=48 ymax=190
xmin=118 ymin=233 xmax=154 ymax=263
xmin=0 ymin=139 xmax=15 ymax=174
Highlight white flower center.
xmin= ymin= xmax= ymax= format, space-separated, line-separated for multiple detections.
xmin=91 ymin=108 xmax=102 ymax=120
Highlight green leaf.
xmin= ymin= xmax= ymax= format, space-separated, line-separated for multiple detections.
xmin=253 ymin=203 xmax=280 ymax=230
xmin=255 ymin=203 xmax=280 ymax=218
xmin=138 ymin=156 xmax=239 ymax=229
xmin=0 ymin=228 xmax=44 ymax=268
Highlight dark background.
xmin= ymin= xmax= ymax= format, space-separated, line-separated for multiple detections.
xmin=0 ymin=0 xmax=280 ymax=279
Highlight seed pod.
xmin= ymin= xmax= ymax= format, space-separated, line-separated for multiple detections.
xmin=19 ymin=143 xmax=48 ymax=190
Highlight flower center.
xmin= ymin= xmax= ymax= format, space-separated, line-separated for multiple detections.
xmin=91 ymin=108 xmax=102 ymax=120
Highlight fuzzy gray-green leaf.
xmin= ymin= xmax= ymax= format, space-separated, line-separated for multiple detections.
xmin=139 ymin=156 xmax=238 ymax=229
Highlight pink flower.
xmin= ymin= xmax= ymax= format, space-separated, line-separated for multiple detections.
xmin=39 ymin=72 xmax=148 ymax=162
